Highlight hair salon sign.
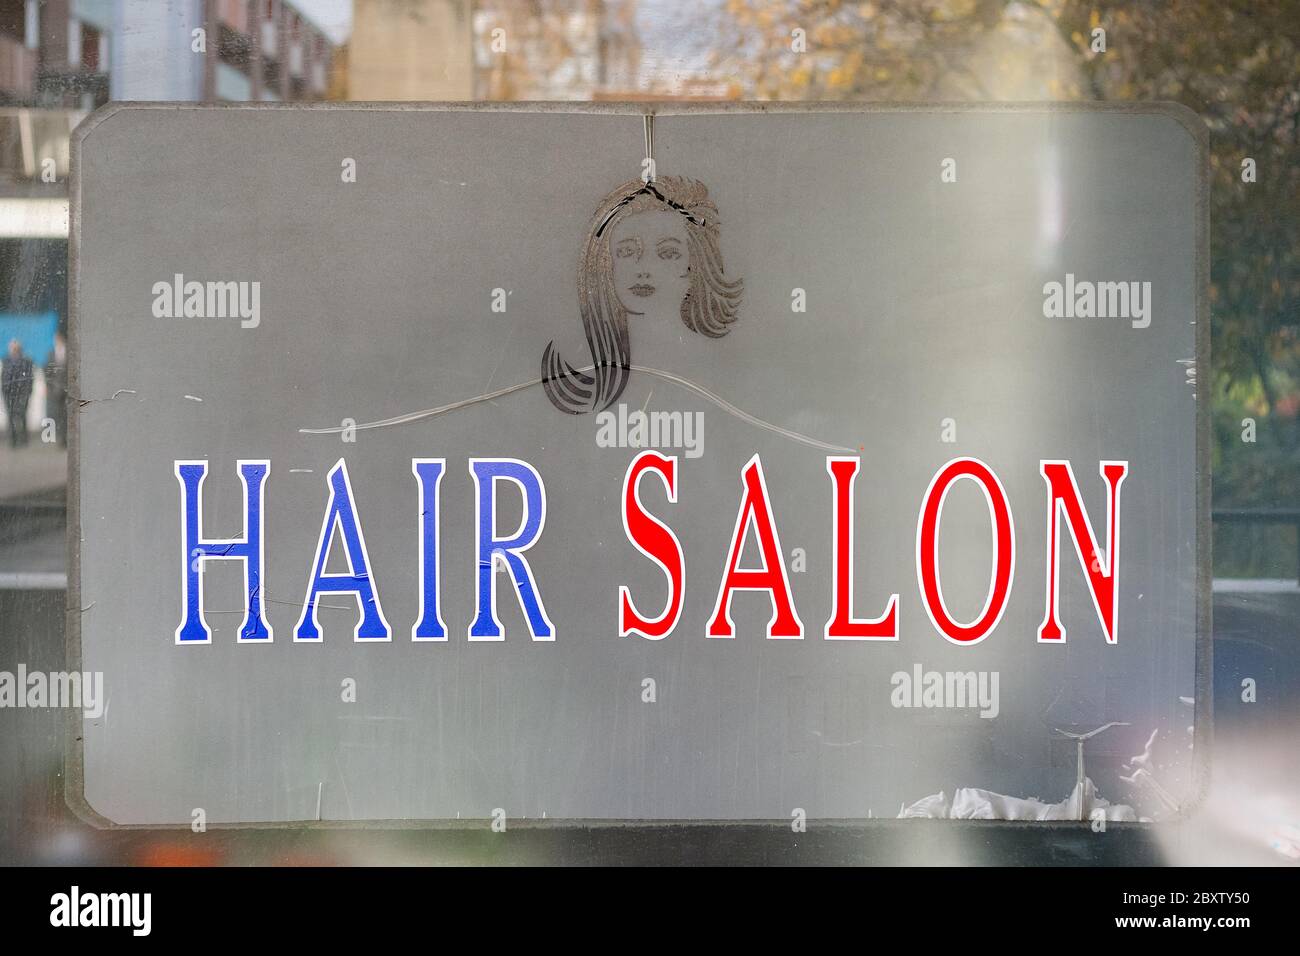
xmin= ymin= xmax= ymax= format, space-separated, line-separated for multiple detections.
xmin=69 ymin=104 xmax=1208 ymax=825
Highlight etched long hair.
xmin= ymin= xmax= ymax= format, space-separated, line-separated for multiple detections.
xmin=541 ymin=176 xmax=744 ymax=414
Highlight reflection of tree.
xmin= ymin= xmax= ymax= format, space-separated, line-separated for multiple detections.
xmin=705 ymin=0 xmax=1297 ymax=514
xmin=474 ymin=0 xmax=642 ymax=99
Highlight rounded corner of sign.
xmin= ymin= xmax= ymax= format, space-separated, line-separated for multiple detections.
xmin=63 ymin=778 xmax=125 ymax=831
xmin=70 ymin=101 xmax=137 ymax=155
xmin=1144 ymin=101 xmax=1210 ymax=156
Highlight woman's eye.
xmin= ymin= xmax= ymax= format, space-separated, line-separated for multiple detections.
xmin=616 ymin=245 xmax=636 ymax=258
xmin=658 ymin=247 xmax=681 ymax=260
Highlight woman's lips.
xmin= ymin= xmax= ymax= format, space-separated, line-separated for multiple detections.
xmin=629 ymin=284 xmax=656 ymax=297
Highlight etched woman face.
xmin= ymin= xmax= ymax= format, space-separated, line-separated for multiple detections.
xmin=609 ymin=209 xmax=690 ymax=318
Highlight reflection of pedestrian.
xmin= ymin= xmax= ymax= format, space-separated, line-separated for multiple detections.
xmin=2 ymin=339 xmax=34 ymax=447
xmin=45 ymin=332 xmax=68 ymax=448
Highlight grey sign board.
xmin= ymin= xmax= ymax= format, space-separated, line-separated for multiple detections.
xmin=69 ymin=103 xmax=1208 ymax=825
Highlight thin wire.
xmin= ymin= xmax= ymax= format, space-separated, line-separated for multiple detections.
xmin=298 ymin=365 xmax=855 ymax=454
xmin=643 ymin=113 xmax=654 ymax=183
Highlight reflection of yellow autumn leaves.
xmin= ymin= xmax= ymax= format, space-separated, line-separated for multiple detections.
xmin=932 ymin=0 xmax=978 ymax=21
xmin=811 ymin=23 xmax=857 ymax=47
xmin=716 ymin=0 xmax=1080 ymax=100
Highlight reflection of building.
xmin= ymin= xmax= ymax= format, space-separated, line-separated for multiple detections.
xmin=113 ymin=0 xmax=334 ymax=102
xmin=0 ymin=0 xmax=111 ymax=109
xmin=0 ymin=1 xmax=336 ymax=106
xmin=349 ymin=0 xmax=472 ymax=100
xmin=0 ymin=2 xmax=92 ymax=328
